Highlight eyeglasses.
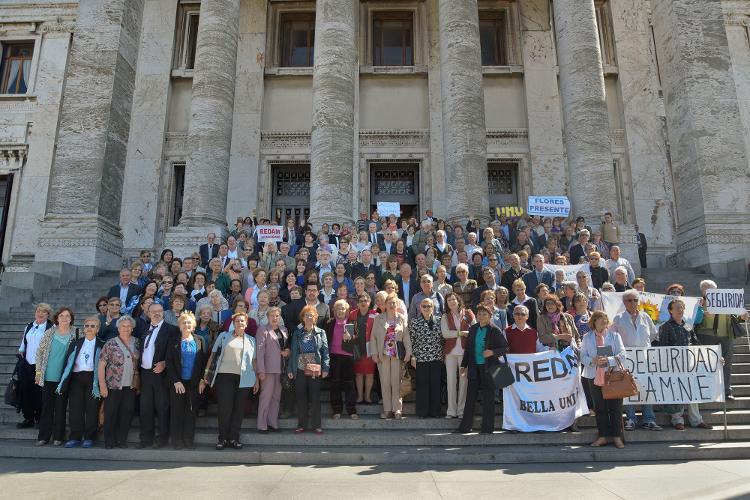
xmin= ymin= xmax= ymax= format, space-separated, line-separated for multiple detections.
xmin=489 ymin=259 xmax=498 ymax=262
xmin=421 ymin=305 xmax=433 ymax=309
xmin=84 ymin=324 xmax=97 ymax=328
xmin=624 ymin=299 xmax=639 ymax=303
xmin=513 ymin=312 xmax=527 ymax=317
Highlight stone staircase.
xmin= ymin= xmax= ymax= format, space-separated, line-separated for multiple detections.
xmin=1 ymin=269 xmax=750 ymax=465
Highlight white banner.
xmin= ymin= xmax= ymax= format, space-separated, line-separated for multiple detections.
xmin=601 ymin=291 xmax=702 ymax=329
xmin=502 ymin=347 xmax=589 ymax=432
xmin=622 ymin=346 xmax=725 ymax=405
xmin=527 ymin=196 xmax=571 ymax=217
xmin=255 ymin=225 xmax=283 ymax=242
xmin=705 ymin=289 xmax=746 ymax=315
xmin=376 ymin=201 xmax=401 ymax=217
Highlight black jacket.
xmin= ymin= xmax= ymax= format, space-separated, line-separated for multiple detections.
xmin=137 ymin=321 xmax=180 ymax=368
xmin=508 ymin=298 xmax=539 ymax=330
xmin=57 ymin=337 xmax=105 ymax=395
xmin=590 ymin=266 xmax=610 ymax=290
xmin=352 ymin=263 xmax=381 ymax=281
xmin=199 ymin=243 xmax=219 ymax=267
xmin=165 ymin=335 xmax=207 ymax=387
xmin=396 ymin=277 xmax=419 ymax=306
xmin=461 ymin=323 xmax=508 ymax=379
xmin=108 ymin=283 xmax=142 ymax=306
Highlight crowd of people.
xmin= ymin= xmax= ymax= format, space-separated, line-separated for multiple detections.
xmin=13 ymin=210 xmax=747 ymax=451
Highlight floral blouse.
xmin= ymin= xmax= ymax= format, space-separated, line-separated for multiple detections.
xmin=100 ymin=336 xmax=140 ymax=390
xmin=409 ymin=314 xmax=444 ymax=363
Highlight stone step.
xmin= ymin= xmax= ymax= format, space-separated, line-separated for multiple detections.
xmin=2 ymin=439 xmax=750 ymax=465
xmin=4 ymin=424 xmax=750 ymax=446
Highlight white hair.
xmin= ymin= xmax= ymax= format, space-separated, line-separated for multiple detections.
xmin=622 ymin=289 xmax=639 ymax=301
xmin=699 ymin=280 xmax=718 ymax=293
xmin=456 ymin=263 xmax=469 ymax=273
xmin=116 ymin=315 xmax=136 ymax=328
xmin=614 ymin=266 xmax=628 ymax=275
xmin=514 ymin=305 xmax=529 ymax=316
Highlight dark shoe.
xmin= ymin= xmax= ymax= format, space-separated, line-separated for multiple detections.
xmin=216 ymin=441 xmax=226 ymax=450
xmin=642 ymin=422 xmax=663 ymax=431
xmin=229 ymin=440 xmax=243 ymax=449
xmin=173 ymin=444 xmax=183 ymax=450
xmin=269 ymin=427 xmax=281 ymax=433
xmin=479 ymin=431 xmax=493 ymax=435
xmin=153 ymin=441 xmax=167 ymax=449
xmin=105 ymin=444 xmax=114 ymax=450
xmin=695 ymin=422 xmax=713 ymax=429
xmin=453 ymin=429 xmax=470 ymax=434
xmin=258 ymin=429 xmax=269 ymax=434
xmin=184 ymin=443 xmax=196 ymax=450
xmin=117 ymin=443 xmax=128 ymax=449
xmin=16 ymin=420 xmax=34 ymax=429
xmin=64 ymin=440 xmax=81 ymax=448
xmin=673 ymin=423 xmax=685 ymax=431
xmin=136 ymin=441 xmax=152 ymax=449
xmin=82 ymin=440 xmax=94 ymax=448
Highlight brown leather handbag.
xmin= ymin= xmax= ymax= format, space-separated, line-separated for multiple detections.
xmin=602 ymin=358 xmax=638 ymax=400
xmin=304 ymin=364 xmax=322 ymax=378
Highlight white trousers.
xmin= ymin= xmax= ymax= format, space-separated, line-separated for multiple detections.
xmin=445 ymin=353 xmax=468 ymax=417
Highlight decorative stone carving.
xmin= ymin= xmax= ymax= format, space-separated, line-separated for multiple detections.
xmin=38 ymin=20 xmax=75 ymax=34
xmin=359 ymin=130 xmax=430 ymax=149
xmin=260 ymin=131 xmax=311 ymax=150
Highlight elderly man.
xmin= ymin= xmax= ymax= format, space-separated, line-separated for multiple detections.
xmin=411 ymin=220 xmax=433 ymax=256
xmin=606 ymin=245 xmax=636 ymax=284
xmin=569 ymin=229 xmax=590 ymax=265
xmin=522 ymin=254 xmax=554 ymax=298
xmin=465 ymin=232 xmax=482 ymax=258
xmin=108 ymin=269 xmax=142 ymax=313
xmin=260 ymin=242 xmax=282 ymax=271
xmin=408 ymin=274 xmax=445 ymax=320
xmin=500 ymin=253 xmax=529 ymax=301
xmin=611 ymin=289 xmax=662 ymax=431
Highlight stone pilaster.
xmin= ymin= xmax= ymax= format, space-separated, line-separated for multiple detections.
xmin=438 ymin=0 xmax=489 ymax=225
xmin=307 ymin=0 xmax=357 ymax=228
xmin=609 ymin=0 xmax=674 ymax=266
xmin=38 ymin=0 xmax=144 ymax=270
xmin=120 ymin=0 xmax=178 ymax=259
xmin=519 ymin=0 xmax=566 ymax=196
xmin=164 ymin=0 xmax=241 ymax=254
xmin=651 ymin=0 xmax=750 ymax=275
xmin=552 ymin=0 xmax=617 ymax=220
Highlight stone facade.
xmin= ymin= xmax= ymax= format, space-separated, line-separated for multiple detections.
xmin=0 ymin=0 xmax=748 ymax=277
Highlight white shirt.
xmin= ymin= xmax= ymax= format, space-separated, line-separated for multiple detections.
xmin=118 ymin=284 xmax=129 ymax=307
xmin=141 ymin=320 xmax=164 ymax=369
xmin=611 ymin=310 xmax=657 ymax=347
xmin=19 ymin=322 xmax=47 ymax=365
xmin=73 ymin=338 xmax=97 ymax=372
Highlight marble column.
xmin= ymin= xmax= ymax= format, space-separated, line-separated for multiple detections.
xmin=519 ymin=0 xmax=566 ymax=196
xmin=552 ymin=0 xmax=617 ymax=220
xmin=165 ymin=0 xmax=240 ymax=251
xmin=438 ymin=0 xmax=489 ymax=225
xmin=37 ymin=0 xmax=144 ymax=271
xmin=609 ymin=0 xmax=674 ymax=266
xmin=651 ymin=0 xmax=750 ymax=275
xmin=308 ymin=0 xmax=357 ymax=228
xmin=120 ymin=0 xmax=178 ymax=259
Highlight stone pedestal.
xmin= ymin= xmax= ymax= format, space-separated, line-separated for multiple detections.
xmin=307 ymin=0 xmax=357 ymax=228
xmin=164 ymin=0 xmax=241 ymax=255
xmin=552 ymin=0 xmax=617 ymax=220
xmin=37 ymin=0 xmax=144 ymax=270
xmin=651 ymin=0 xmax=750 ymax=275
xmin=438 ymin=0 xmax=489 ymax=225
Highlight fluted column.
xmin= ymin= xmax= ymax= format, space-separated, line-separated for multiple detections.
xmin=308 ymin=0 xmax=357 ymax=228
xmin=552 ymin=0 xmax=617 ymax=220
xmin=167 ymin=0 xmax=240 ymax=250
xmin=438 ymin=0 xmax=489 ymax=224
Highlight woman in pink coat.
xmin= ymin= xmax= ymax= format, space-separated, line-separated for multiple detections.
xmin=255 ymin=307 xmax=289 ymax=433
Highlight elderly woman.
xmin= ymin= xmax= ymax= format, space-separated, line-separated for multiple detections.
xmin=287 ymin=305 xmax=330 ymax=434
xmin=16 ymin=303 xmax=54 ymax=430
xmin=581 ymin=311 xmax=626 ymax=449
xmin=250 ymin=290 xmax=274 ymax=329
xmin=98 ymin=315 xmax=140 ymax=449
xmin=456 ymin=305 xmax=508 ymax=434
xmin=245 ymin=268 xmax=268 ymax=309
xmin=612 ymin=266 xmax=631 ymax=292
xmin=370 ymin=293 xmax=412 ymax=420
xmin=194 ymin=305 xmax=221 ymax=354
xmin=34 ymin=308 xmax=76 ymax=446
xmin=325 ymin=300 xmax=359 ymax=420
xmin=201 ymin=313 xmax=259 ymax=450
xmin=166 ymin=312 xmax=207 ymax=450
xmin=57 ymin=316 xmax=104 ymax=448
xmin=409 ymin=298 xmax=445 ymax=418
xmin=256 ymin=307 xmax=289 ymax=433
xmin=508 ymin=279 xmax=538 ymax=330
xmin=206 ymin=258 xmax=230 ymax=295
xmin=164 ymin=293 xmax=187 ymax=326
xmin=537 ymin=295 xmax=580 ymax=350
xmin=442 ymin=293 xmax=475 ymax=419
xmin=694 ymin=280 xmax=748 ymax=401
xmin=575 ymin=271 xmax=601 ymax=311
xmin=319 ymin=272 xmax=337 ymax=305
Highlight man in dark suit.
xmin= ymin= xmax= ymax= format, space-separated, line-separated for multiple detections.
xmin=396 ymin=262 xmax=419 ymax=310
xmin=635 ymin=224 xmax=647 ymax=269
xmin=137 ymin=302 xmax=179 ymax=449
xmin=108 ymin=269 xmax=142 ymax=312
xmin=568 ymin=229 xmax=590 ymax=265
xmin=352 ymin=249 xmax=380 ymax=282
xmin=471 ymin=267 xmax=500 ymax=310
xmin=199 ymin=233 xmax=220 ymax=267
xmin=500 ymin=254 xmax=529 ymax=301
xmin=366 ymin=222 xmax=384 ymax=248
xmin=522 ymin=254 xmax=555 ymax=298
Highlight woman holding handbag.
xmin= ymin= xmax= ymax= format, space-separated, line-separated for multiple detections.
xmin=287 ymin=305 xmax=330 ymax=434
xmin=580 ymin=310 xmax=627 ymax=448
xmin=200 ymin=313 xmax=259 ymax=450
xmin=409 ymin=298 xmax=444 ymax=418
xmin=441 ymin=293 xmax=475 ymax=419
xmin=456 ymin=305 xmax=508 ymax=434
xmin=370 ymin=293 xmax=411 ymax=420
xmin=256 ymin=307 xmax=289 ymax=433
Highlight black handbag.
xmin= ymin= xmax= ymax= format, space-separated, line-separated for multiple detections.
xmin=396 ymin=340 xmax=406 ymax=360
xmin=730 ymin=316 xmax=748 ymax=339
xmin=341 ymin=323 xmax=361 ymax=361
xmin=489 ymin=354 xmax=515 ymax=389
xmin=5 ymin=362 xmax=20 ymax=409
